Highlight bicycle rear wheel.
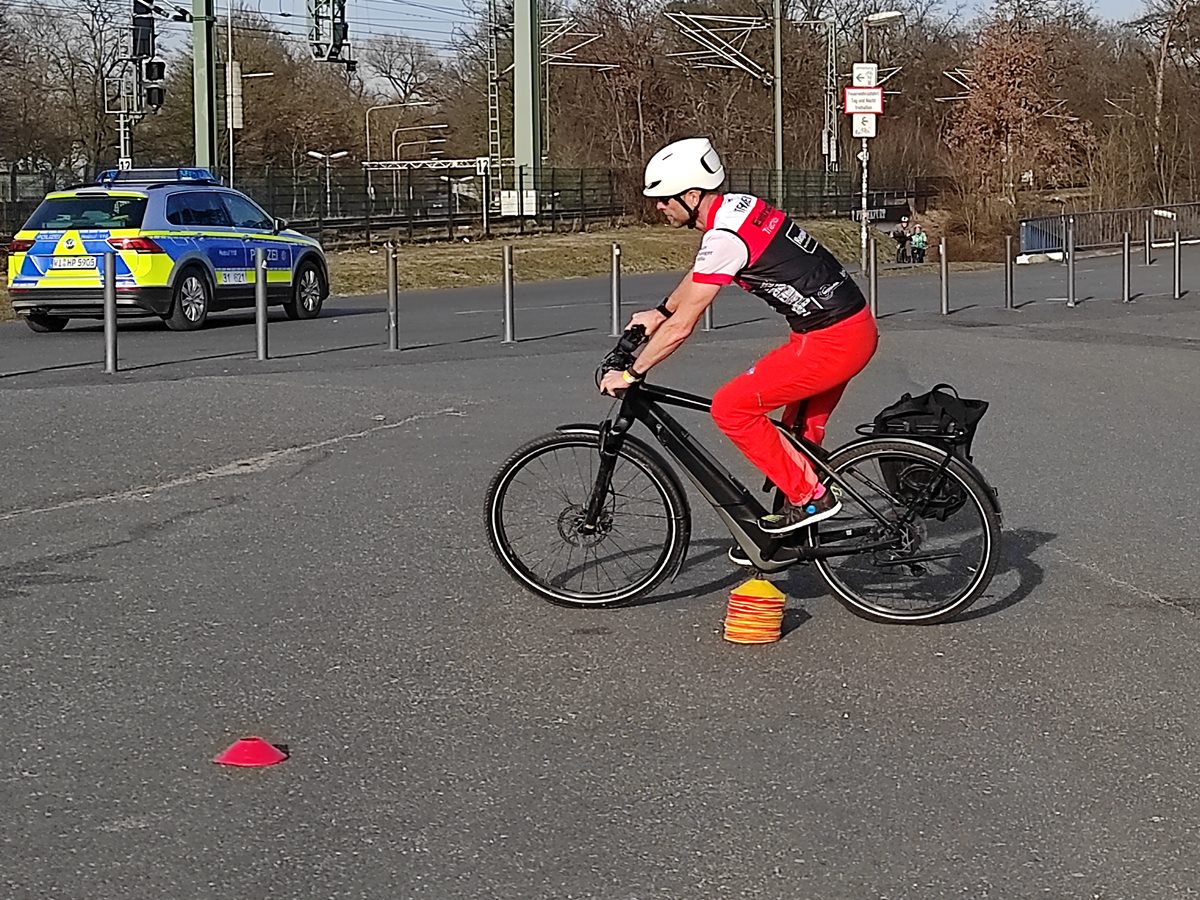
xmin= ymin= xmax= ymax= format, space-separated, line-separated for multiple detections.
xmin=810 ymin=438 xmax=1001 ymax=624
xmin=485 ymin=432 xmax=690 ymax=608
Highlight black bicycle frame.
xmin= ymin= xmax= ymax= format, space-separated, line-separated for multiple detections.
xmin=582 ymin=381 xmax=904 ymax=574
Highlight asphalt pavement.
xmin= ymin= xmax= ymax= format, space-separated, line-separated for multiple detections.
xmin=2 ymin=246 xmax=1200 ymax=899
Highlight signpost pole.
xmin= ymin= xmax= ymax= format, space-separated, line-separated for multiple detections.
xmin=848 ymin=71 xmax=882 ymax=275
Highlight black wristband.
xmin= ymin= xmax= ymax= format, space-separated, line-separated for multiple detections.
xmin=655 ymin=300 xmax=673 ymax=319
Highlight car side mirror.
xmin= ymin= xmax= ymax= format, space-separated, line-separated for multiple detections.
xmin=273 ymin=217 xmax=288 ymax=233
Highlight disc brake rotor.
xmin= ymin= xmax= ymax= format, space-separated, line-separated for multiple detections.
xmin=557 ymin=505 xmax=613 ymax=548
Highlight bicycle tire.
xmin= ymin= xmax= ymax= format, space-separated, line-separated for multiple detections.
xmin=810 ymin=438 xmax=1001 ymax=624
xmin=485 ymin=432 xmax=691 ymax=608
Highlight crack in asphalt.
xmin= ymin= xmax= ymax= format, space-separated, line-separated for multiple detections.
xmin=1048 ymin=545 xmax=1194 ymax=617
xmin=0 ymin=407 xmax=465 ymax=524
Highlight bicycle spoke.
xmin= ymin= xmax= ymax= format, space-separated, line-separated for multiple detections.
xmin=816 ymin=447 xmax=993 ymax=621
xmin=490 ymin=435 xmax=681 ymax=606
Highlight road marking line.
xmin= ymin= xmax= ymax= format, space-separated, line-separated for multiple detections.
xmin=456 ymin=302 xmax=601 ymax=315
xmin=0 ymin=408 xmax=465 ymax=522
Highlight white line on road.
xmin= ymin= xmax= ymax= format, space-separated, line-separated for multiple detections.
xmin=0 ymin=407 xmax=466 ymax=523
xmin=455 ymin=302 xmax=602 ymax=315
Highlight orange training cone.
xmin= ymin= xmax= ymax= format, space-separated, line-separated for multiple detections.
xmin=213 ymin=736 xmax=289 ymax=767
xmin=723 ymin=578 xmax=786 ymax=644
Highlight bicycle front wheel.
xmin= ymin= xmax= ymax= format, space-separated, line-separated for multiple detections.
xmin=811 ymin=438 xmax=1001 ymax=624
xmin=485 ymin=433 xmax=690 ymax=608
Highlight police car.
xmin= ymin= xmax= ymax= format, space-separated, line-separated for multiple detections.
xmin=6 ymin=167 xmax=329 ymax=332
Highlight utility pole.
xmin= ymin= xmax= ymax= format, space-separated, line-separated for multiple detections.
xmin=513 ymin=0 xmax=542 ymax=179
xmin=226 ymin=2 xmax=237 ymax=186
xmin=193 ymin=0 xmax=217 ymax=169
xmin=772 ymin=0 xmax=783 ymax=205
xmin=487 ymin=0 xmax=503 ymax=186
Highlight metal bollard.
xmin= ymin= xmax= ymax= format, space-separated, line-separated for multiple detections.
xmin=386 ymin=242 xmax=399 ymax=351
xmin=1066 ymin=217 xmax=1077 ymax=308
xmin=868 ymin=238 xmax=878 ymax=317
xmin=1145 ymin=218 xmax=1153 ymax=266
xmin=1122 ymin=232 xmax=1132 ymax=303
xmin=1004 ymin=235 xmax=1014 ymax=310
xmin=610 ymin=242 xmax=621 ymax=337
xmin=939 ymin=237 xmax=949 ymax=315
xmin=103 ymin=251 xmax=117 ymax=374
xmin=255 ymin=248 xmax=268 ymax=360
xmin=1174 ymin=230 xmax=1182 ymax=300
xmin=502 ymin=243 xmax=515 ymax=343
xmin=703 ymin=304 xmax=713 ymax=332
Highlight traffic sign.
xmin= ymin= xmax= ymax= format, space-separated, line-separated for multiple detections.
xmin=844 ymin=87 xmax=885 ymax=115
xmin=852 ymin=63 xmax=878 ymax=87
xmin=852 ymin=114 xmax=877 ymax=139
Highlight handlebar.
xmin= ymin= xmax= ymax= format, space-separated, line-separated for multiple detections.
xmin=599 ymin=324 xmax=649 ymax=375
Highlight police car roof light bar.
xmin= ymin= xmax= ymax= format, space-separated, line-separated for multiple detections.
xmin=95 ymin=167 xmax=219 ymax=185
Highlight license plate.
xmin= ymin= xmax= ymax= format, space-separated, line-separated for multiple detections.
xmin=51 ymin=255 xmax=97 ymax=269
xmin=219 ymin=270 xmax=248 ymax=285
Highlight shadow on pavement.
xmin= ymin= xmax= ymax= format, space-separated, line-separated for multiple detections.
xmin=713 ymin=317 xmax=767 ymax=330
xmin=634 ymin=526 xmax=1053 ymax=627
xmin=123 ymin=349 xmax=252 ymax=371
xmin=957 ymin=527 xmax=1054 ymax=622
xmin=630 ymin=539 xmax=747 ymax=607
xmin=400 ymin=334 xmax=499 ymax=352
xmin=517 ymin=327 xmax=597 ymax=344
xmin=274 ymin=342 xmax=381 ymax=360
xmin=2 ymin=358 xmax=101 ymax=379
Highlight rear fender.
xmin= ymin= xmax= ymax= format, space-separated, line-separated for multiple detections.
xmin=831 ymin=434 xmax=1002 ymax=523
xmin=555 ymin=423 xmax=692 ymax=582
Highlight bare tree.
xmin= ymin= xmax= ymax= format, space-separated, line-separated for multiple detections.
xmin=360 ymin=34 xmax=444 ymax=104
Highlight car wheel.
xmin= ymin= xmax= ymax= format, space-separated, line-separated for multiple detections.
xmin=284 ymin=260 xmax=324 ymax=320
xmin=24 ymin=313 xmax=70 ymax=333
xmin=166 ymin=267 xmax=211 ymax=331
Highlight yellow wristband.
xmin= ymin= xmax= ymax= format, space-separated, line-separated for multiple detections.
xmin=621 ymin=370 xmax=639 ymax=385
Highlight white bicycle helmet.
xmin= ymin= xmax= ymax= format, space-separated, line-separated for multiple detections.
xmin=643 ymin=137 xmax=725 ymax=199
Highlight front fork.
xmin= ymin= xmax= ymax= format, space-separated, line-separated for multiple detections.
xmin=580 ymin=413 xmax=634 ymax=531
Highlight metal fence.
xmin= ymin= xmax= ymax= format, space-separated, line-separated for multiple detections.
xmin=1019 ymin=201 xmax=1200 ymax=256
xmin=1 ymin=163 xmax=937 ymax=249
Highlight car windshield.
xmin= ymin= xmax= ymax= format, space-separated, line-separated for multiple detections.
xmin=24 ymin=195 xmax=149 ymax=230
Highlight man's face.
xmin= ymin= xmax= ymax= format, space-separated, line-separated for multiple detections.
xmin=654 ymin=190 xmax=699 ymax=228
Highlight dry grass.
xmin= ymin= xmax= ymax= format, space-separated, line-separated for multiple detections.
xmin=327 ymin=220 xmax=867 ymax=296
xmin=0 ymin=219 xmax=869 ymax=321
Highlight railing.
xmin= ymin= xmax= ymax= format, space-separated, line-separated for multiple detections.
xmin=1 ymin=164 xmax=941 ymax=250
xmin=1019 ymin=201 xmax=1200 ymax=256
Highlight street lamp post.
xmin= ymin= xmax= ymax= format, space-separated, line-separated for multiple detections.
xmin=388 ymin=125 xmax=448 ymax=210
xmin=306 ymin=149 xmax=349 ymax=217
xmin=859 ymin=9 xmax=903 ymax=273
xmin=390 ymin=126 xmax=449 ymax=161
xmin=395 ymin=138 xmax=447 ymax=155
xmin=365 ymin=100 xmax=432 ymax=199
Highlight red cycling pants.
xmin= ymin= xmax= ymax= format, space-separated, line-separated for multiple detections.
xmin=710 ymin=306 xmax=878 ymax=506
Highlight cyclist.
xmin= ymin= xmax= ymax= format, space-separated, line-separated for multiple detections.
xmin=599 ymin=137 xmax=878 ymax=547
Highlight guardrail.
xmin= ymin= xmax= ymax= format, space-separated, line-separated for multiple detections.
xmin=1019 ymin=202 xmax=1200 ymax=259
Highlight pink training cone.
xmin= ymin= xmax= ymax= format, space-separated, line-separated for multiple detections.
xmin=212 ymin=737 xmax=289 ymax=767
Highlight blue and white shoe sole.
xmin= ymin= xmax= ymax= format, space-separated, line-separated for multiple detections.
xmin=758 ymin=498 xmax=843 ymax=535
